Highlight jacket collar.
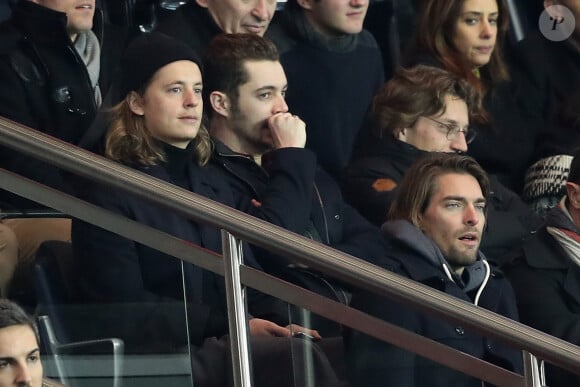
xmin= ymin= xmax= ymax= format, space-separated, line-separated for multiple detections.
xmin=211 ymin=139 xmax=268 ymax=198
xmin=523 ymin=227 xmax=580 ymax=305
xmin=382 ymin=219 xmax=490 ymax=287
xmin=213 ymin=139 xmax=252 ymax=159
xmin=523 ymin=206 xmax=576 ymax=270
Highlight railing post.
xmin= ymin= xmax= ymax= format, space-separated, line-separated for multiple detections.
xmin=522 ymin=351 xmax=547 ymax=387
xmin=221 ymin=230 xmax=253 ymax=387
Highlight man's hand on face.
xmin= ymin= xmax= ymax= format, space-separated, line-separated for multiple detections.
xmin=265 ymin=113 xmax=307 ymax=149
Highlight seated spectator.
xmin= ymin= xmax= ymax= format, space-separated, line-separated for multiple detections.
xmin=504 ymin=147 xmax=580 ymax=387
xmin=72 ymin=32 xmax=343 ymax=387
xmin=204 ymin=33 xmax=386 ymax=333
xmin=344 ymin=65 xmax=539 ymax=260
xmin=403 ymin=0 xmax=539 ymax=193
xmin=0 ymin=299 xmax=43 ymax=387
xmin=346 ymin=153 xmax=522 ymax=387
xmin=0 ymin=0 xmax=127 ymax=296
xmin=266 ymin=0 xmax=384 ymax=178
xmin=157 ymin=0 xmax=276 ymax=53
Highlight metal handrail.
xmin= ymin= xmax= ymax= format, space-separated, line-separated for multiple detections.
xmin=0 ymin=168 xmax=525 ymax=386
xmin=2 ymin=117 xmax=580 ymax=381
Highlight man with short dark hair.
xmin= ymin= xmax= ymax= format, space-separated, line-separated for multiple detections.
xmin=346 ymin=153 xmax=522 ymax=387
xmin=203 ymin=34 xmax=386 ymax=310
xmin=266 ymin=0 xmax=384 ymax=178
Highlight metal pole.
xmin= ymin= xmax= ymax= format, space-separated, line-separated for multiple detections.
xmin=221 ymin=230 xmax=253 ymax=387
xmin=506 ymin=0 xmax=525 ymax=42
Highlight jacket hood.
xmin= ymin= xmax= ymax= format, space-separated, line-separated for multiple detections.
xmin=382 ymin=219 xmax=489 ymax=294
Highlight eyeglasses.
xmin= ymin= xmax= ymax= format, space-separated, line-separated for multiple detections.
xmin=422 ymin=116 xmax=476 ymax=144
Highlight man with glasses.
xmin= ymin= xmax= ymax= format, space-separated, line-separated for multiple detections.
xmin=343 ymin=65 xmax=539 ymax=260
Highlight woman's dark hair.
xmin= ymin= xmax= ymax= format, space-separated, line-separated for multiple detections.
xmin=409 ymin=0 xmax=510 ymax=99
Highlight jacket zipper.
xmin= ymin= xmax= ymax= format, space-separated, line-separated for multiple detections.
xmin=313 ymin=183 xmax=330 ymax=244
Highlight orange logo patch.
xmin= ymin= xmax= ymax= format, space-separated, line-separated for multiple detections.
xmin=372 ymin=178 xmax=397 ymax=192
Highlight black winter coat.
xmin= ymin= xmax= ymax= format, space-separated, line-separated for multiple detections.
xmin=72 ymin=147 xmax=287 ymax=350
xmin=347 ymin=220 xmax=522 ymax=387
xmin=504 ymin=210 xmax=580 ymax=387
xmin=343 ymin=137 xmax=541 ymax=260
xmin=0 ymin=1 xmax=127 ymax=208
xmin=156 ymin=1 xmax=221 ymax=54
xmin=208 ymin=141 xmax=386 ymax=274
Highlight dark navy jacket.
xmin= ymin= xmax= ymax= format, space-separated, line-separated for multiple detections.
xmin=208 ymin=140 xmax=386 ymax=275
xmin=347 ymin=220 xmax=522 ymax=387
xmin=72 ymin=146 xmax=287 ymax=348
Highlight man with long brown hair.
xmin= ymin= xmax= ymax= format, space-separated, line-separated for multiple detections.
xmin=346 ymin=152 xmax=522 ymax=387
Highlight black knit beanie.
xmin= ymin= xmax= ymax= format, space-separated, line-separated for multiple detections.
xmin=119 ymin=32 xmax=203 ymax=98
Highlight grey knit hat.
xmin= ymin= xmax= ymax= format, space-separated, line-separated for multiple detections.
xmin=523 ymin=155 xmax=572 ymax=203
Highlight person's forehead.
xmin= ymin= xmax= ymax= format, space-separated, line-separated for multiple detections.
xmin=459 ymin=0 xmax=499 ymax=13
xmin=438 ymin=96 xmax=468 ymax=119
xmin=0 ymin=325 xmax=37 ymax=352
xmin=432 ymin=172 xmax=483 ymax=198
xmin=242 ymin=60 xmax=286 ymax=85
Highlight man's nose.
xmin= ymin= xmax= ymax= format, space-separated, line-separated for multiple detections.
xmin=464 ymin=205 xmax=480 ymax=226
xmin=349 ymin=0 xmax=367 ymax=8
xmin=252 ymin=0 xmax=271 ymax=21
xmin=480 ymin=20 xmax=494 ymax=38
xmin=14 ymin=363 xmax=32 ymax=384
xmin=451 ymin=132 xmax=468 ymax=153
xmin=184 ymin=90 xmax=201 ymax=107
xmin=273 ymin=95 xmax=288 ymax=114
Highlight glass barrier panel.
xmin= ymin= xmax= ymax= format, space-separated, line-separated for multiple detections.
xmin=4 ymin=211 xmax=196 ymax=387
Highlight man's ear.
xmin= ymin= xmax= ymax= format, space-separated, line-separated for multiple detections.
xmin=415 ymin=215 xmax=425 ymax=232
xmin=196 ymin=0 xmax=209 ymax=9
xmin=209 ymin=91 xmax=230 ymax=117
xmin=127 ymin=91 xmax=145 ymax=116
xmin=566 ymin=182 xmax=580 ymax=209
xmin=297 ymin=0 xmax=314 ymax=10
